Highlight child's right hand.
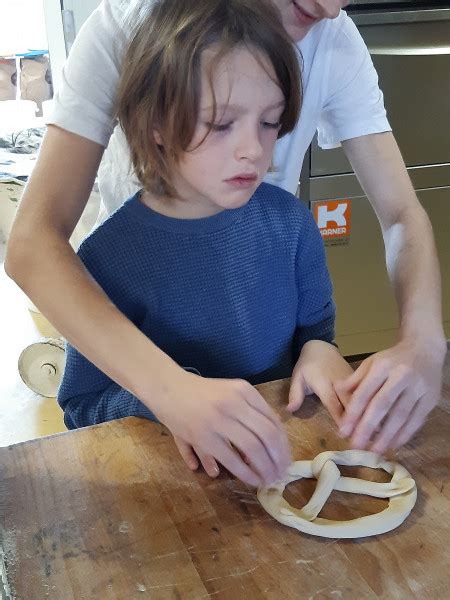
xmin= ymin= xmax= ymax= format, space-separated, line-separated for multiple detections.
xmin=149 ymin=370 xmax=291 ymax=487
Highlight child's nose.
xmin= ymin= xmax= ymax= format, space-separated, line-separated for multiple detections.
xmin=234 ymin=126 xmax=264 ymax=162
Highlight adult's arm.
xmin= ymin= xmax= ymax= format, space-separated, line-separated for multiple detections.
xmin=4 ymin=126 xmax=178 ymax=399
xmin=5 ymin=126 xmax=290 ymax=486
xmin=336 ymin=131 xmax=447 ymax=452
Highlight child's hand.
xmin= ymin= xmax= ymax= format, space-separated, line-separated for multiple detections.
xmin=287 ymin=340 xmax=354 ymax=424
xmin=149 ymin=370 xmax=291 ymax=487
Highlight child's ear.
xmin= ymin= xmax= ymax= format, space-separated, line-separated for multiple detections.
xmin=153 ymin=130 xmax=163 ymax=146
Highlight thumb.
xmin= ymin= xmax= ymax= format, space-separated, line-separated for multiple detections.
xmin=287 ymin=372 xmax=306 ymax=412
xmin=335 ymin=363 xmax=367 ymax=394
xmin=318 ymin=384 xmax=344 ymax=425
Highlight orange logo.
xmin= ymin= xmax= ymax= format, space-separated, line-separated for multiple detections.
xmin=313 ymin=199 xmax=351 ymax=240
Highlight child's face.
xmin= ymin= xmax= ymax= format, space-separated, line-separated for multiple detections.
xmin=170 ymin=46 xmax=285 ymax=217
xmin=273 ymin=1 xmax=349 ymax=42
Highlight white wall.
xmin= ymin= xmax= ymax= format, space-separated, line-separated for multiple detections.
xmin=0 ymin=0 xmax=48 ymax=56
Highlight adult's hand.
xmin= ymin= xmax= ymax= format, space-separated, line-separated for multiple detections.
xmin=335 ymin=339 xmax=446 ymax=454
xmin=174 ymin=435 xmax=221 ymax=478
xmin=342 ymin=133 xmax=446 ymax=452
xmin=151 ymin=370 xmax=291 ymax=487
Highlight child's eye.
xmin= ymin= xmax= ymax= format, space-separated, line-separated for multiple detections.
xmin=207 ymin=122 xmax=232 ymax=132
xmin=263 ymin=121 xmax=281 ymax=130
xmin=206 ymin=121 xmax=281 ymax=132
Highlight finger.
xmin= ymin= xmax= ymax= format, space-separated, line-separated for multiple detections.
xmin=318 ymin=384 xmax=344 ymax=425
xmin=194 ymin=448 xmax=220 ymax=478
xmin=226 ymin=420 xmax=280 ymax=484
xmin=246 ymin=410 xmax=291 ymax=479
xmin=391 ymin=395 xmax=433 ymax=450
xmin=174 ymin=436 xmax=199 ymax=471
xmin=212 ymin=435 xmax=262 ymax=487
xmin=333 ymin=380 xmax=352 ymax=410
xmin=238 ymin=386 xmax=292 ymax=475
xmin=239 ymin=408 xmax=291 ymax=479
xmin=335 ymin=360 xmax=370 ymax=393
xmin=370 ymin=391 xmax=417 ymax=454
xmin=241 ymin=382 xmax=285 ymax=432
xmin=339 ymin=364 xmax=388 ymax=437
xmin=287 ymin=372 xmax=306 ymax=412
xmin=349 ymin=375 xmax=409 ymax=449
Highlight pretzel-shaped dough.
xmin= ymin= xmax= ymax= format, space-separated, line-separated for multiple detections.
xmin=257 ymin=450 xmax=417 ymax=538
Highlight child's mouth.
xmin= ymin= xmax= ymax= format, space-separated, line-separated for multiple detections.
xmin=225 ymin=173 xmax=258 ymax=189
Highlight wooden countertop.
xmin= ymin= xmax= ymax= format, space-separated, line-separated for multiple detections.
xmin=1 ymin=353 xmax=449 ymax=599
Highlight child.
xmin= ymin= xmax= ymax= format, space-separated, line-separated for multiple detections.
xmin=57 ymin=0 xmax=354 ymax=486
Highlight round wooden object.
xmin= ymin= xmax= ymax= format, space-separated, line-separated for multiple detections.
xmin=18 ymin=338 xmax=65 ymax=398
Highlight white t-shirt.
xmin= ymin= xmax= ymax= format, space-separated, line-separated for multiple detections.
xmin=47 ymin=0 xmax=391 ymax=213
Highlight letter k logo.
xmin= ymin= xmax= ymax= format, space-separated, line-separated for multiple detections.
xmin=312 ymin=199 xmax=351 ymax=242
xmin=317 ymin=202 xmax=348 ymax=229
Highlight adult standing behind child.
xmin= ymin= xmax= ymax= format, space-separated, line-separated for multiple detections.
xmin=5 ymin=1 xmax=446 ymax=484
xmin=57 ymin=0 xmax=357 ymax=486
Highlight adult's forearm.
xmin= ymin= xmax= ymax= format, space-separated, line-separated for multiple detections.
xmin=343 ymin=132 xmax=446 ymax=353
xmin=5 ymin=233 xmax=181 ymax=407
xmin=383 ymin=204 xmax=446 ymax=349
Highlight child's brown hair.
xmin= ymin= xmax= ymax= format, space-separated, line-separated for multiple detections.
xmin=116 ymin=0 xmax=302 ymax=198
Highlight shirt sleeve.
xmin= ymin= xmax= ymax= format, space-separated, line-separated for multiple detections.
xmin=46 ymin=1 xmax=125 ymax=146
xmin=317 ymin=13 xmax=391 ymax=149
xmin=60 ymin=383 xmax=156 ymax=430
xmin=294 ymin=209 xmax=336 ymax=353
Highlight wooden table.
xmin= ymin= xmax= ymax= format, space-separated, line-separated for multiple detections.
xmin=1 ymin=353 xmax=449 ymax=599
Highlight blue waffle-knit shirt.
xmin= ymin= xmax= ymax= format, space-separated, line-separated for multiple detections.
xmin=58 ymin=182 xmax=335 ymax=429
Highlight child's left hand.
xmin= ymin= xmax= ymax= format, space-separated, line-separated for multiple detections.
xmin=287 ymin=340 xmax=354 ymax=425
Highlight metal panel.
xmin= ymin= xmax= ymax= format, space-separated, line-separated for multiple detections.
xmin=316 ymin=186 xmax=450 ymax=356
xmin=422 ymin=186 xmax=450 ymax=329
xmin=308 ymin=163 xmax=450 ymax=201
xmin=350 ymin=8 xmax=450 ymax=26
xmin=351 ymin=1 xmax=425 ymax=5
xmin=310 ymin=18 xmax=450 ymax=176
xmin=313 ymin=192 xmax=397 ymax=355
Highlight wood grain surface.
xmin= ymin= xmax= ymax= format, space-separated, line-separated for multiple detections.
xmin=1 ymin=353 xmax=449 ymax=599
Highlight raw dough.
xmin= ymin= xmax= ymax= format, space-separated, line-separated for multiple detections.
xmin=257 ymin=450 xmax=417 ymax=539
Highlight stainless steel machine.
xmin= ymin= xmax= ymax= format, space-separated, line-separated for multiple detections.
xmin=301 ymin=1 xmax=450 ymax=355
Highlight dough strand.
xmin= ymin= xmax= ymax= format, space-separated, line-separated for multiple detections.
xmin=257 ymin=450 xmax=417 ymax=539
